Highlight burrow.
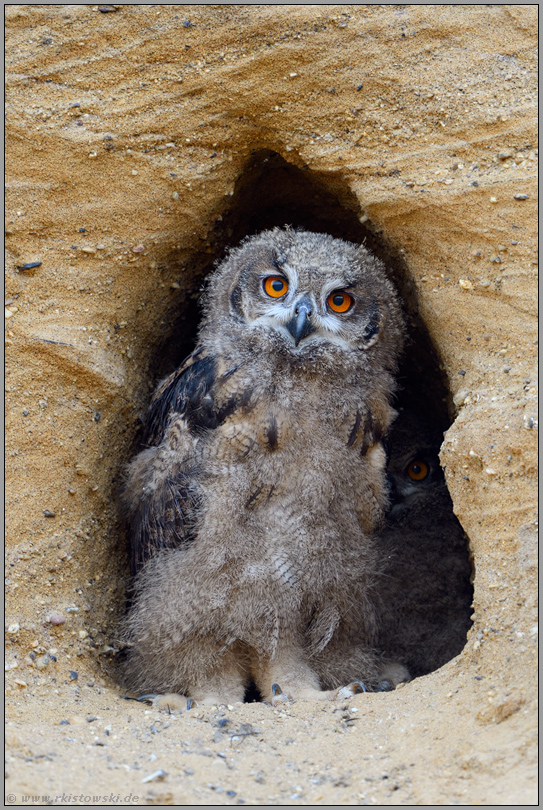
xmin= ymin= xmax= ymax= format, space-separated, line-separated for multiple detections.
xmin=112 ymin=149 xmax=473 ymax=685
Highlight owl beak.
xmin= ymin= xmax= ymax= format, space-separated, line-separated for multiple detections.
xmin=286 ymin=296 xmax=316 ymax=346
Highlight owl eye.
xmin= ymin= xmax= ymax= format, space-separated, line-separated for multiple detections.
xmin=407 ymin=461 xmax=429 ymax=481
xmin=327 ymin=291 xmax=353 ymax=313
xmin=263 ymin=276 xmax=289 ymax=298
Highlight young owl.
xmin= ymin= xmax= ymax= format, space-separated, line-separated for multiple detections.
xmin=121 ymin=227 xmax=406 ymax=707
xmin=376 ymin=409 xmax=473 ymax=677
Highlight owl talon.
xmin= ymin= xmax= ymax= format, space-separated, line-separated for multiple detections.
xmin=136 ymin=692 xmax=188 ymax=712
xmin=336 ymin=680 xmax=367 ymax=700
xmin=271 ymin=683 xmax=292 ymax=706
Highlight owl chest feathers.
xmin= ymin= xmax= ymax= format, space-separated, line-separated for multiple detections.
xmin=188 ymin=361 xmax=389 ymax=565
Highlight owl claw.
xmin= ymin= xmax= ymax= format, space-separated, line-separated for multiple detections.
xmin=271 ymin=682 xmax=292 ymax=706
xmin=136 ymin=692 xmax=188 ymax=712
xmin=336 ymin=680 xmax=367 ymax=700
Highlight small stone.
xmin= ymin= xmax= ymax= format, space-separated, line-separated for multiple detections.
xmin=485 ymin=468 xmax=497 ymax=476
xmin=98 ymin=5 xmax=118 ymax=12
xmin=48 ymin=612 xmax=66 ymax=625
xmin=453 ymin=390 xmax=469 ymax=407
xmin=88 ymin=152 xmax=98 ymax=158
xmin=43 ymin=509 xmax=56 ymax=518
xmin=81 ymin=247 xmax=96 ymax=254
xmin=459 ymin=279 xmax=473 ymax=290
xmin=524 ymin=415 xmax=535 ymax=429
xmin=14 ymin=679 xmax=27 ymax=688
xmin=35 ymin=655 xmax=50 ymax=671
xmin=514 ymin=193 xmax=529 ymax=200
xmin=5 ymin=308 xmax=13 ymax=319
xmin=170 ymin=281 xmax=181 ymax=289
xmin=22 ymin=409 xmax=29 ymax=416
xmin=172 ymin=191 xmax=179 ymax=200
xmin=69 ymin=670 xmax=79 ymax=680
xmin=17 ymin=261 xmax=42 ymax=271
xmin=78 ymin=630 xmax=88 ymax=639
xmin=498 ymin=151 xmax=513 ymax=160
xmin=141 ymin=769 xmax=168 ymax=784
xmin=8 ymin=623 xmax=20 ymax=634
xmin=131 ymin=169 xmax=138 ymax=176
xmin=131 ymin=244 xmax=145 ymax=253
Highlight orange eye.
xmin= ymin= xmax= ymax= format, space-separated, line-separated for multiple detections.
xmin=327 ymin=291 xmax=353 ymax=313
xmin=407 ymin=461 xmax=429 ymax=481
xmin=263 ymin=276 xmax=288 ymax=298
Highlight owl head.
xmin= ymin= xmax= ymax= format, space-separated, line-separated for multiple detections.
xmin=200 ymin=227 xmax=404 ymax=372
xmin=385 ymin=409 xmax=447 ymax=519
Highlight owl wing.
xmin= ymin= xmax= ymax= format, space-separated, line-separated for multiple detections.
xmin=143 ymin=346 xmax=217 ymax=447
xmin=125 ymin=346 xmax=250 ymax=572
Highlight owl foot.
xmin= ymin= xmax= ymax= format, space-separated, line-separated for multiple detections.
xmin=377 ymin=661 xmax=411 ymax=690
xmin=269 ymin=681 xmax=367 ymax=704
xmin=270 ymin=683 xmax=293 ymax=707
xmin=336 ymin=680 xmax=367 ymax=700
xmin=137 ymin=692 xmax=190 ymax=712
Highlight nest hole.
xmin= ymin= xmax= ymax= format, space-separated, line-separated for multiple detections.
xmin=134 ymin=149 xmax=473 ymax=683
